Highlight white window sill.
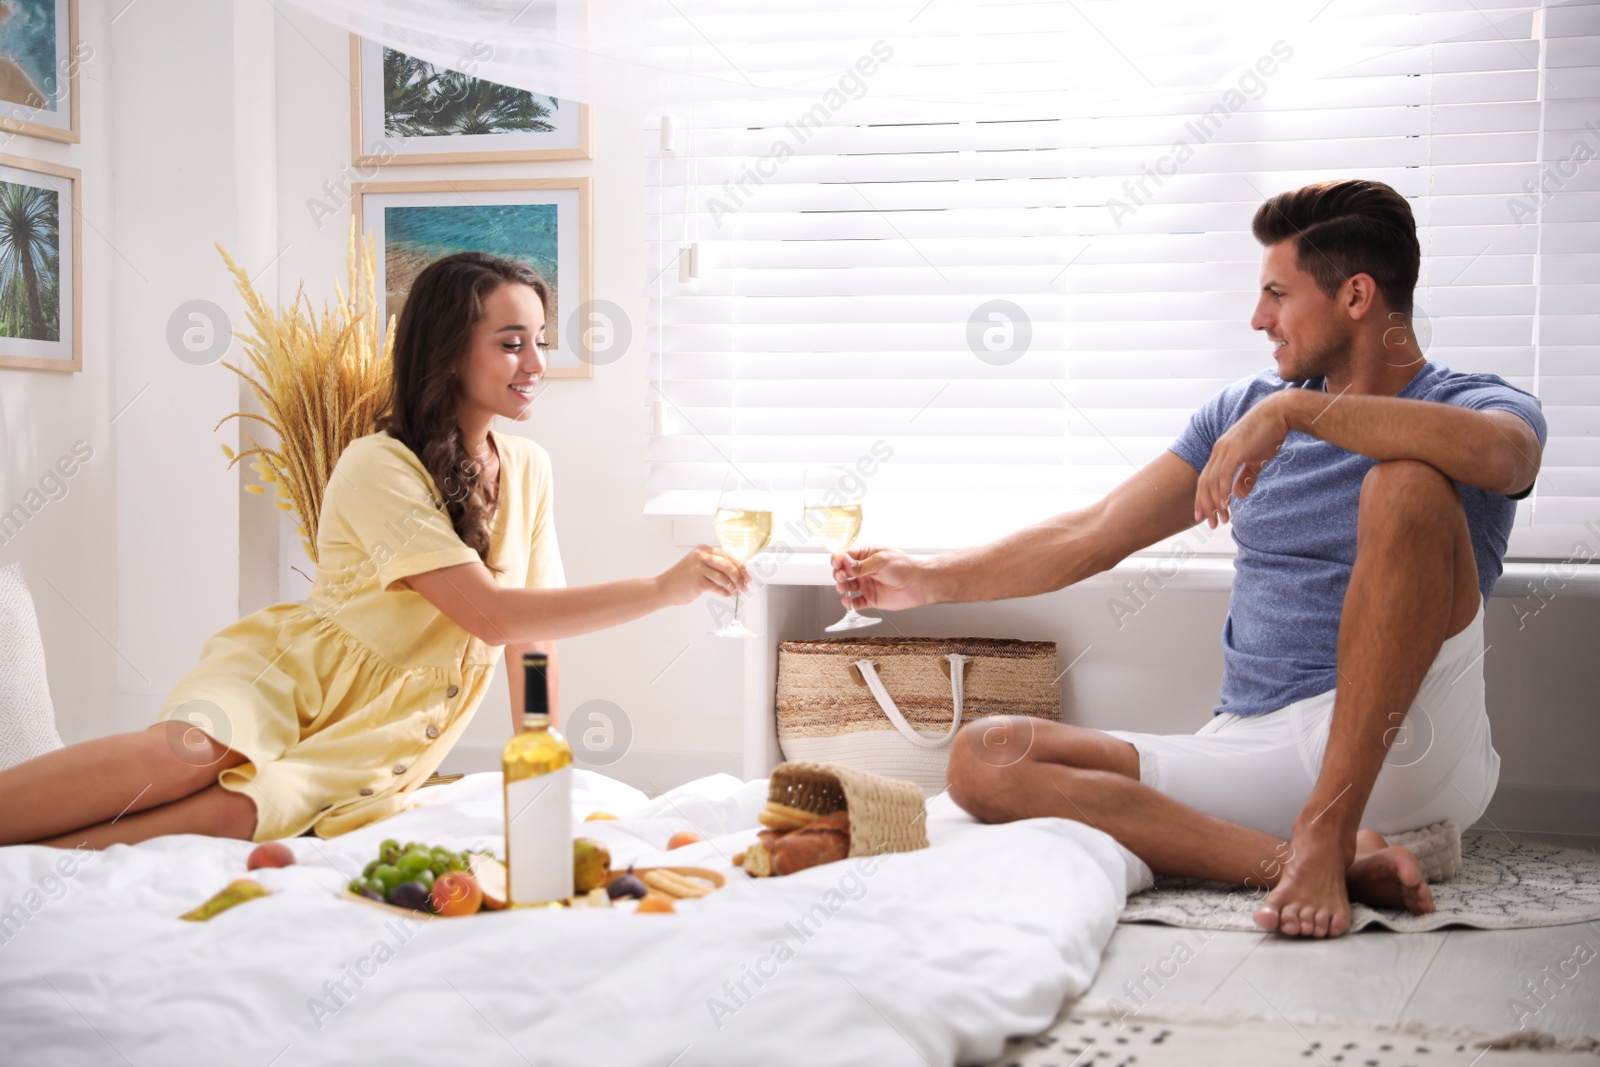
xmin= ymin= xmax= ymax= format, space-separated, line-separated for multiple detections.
xmin=749 ymin=551 xmax=1600 ymax=598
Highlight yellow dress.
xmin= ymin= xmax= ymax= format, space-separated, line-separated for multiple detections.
xmin=154 ymin=428 xmax=564 ymax=842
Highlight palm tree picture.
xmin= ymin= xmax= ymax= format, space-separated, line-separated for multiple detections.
xmin=382 ymin=47 xmax=557 ymax=139
xmin=0 ymin=177 xmax=58 ymax=342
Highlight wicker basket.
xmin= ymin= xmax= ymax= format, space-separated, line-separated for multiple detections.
xmin=776 ymin=636 xmax=1060 ymax=794
xmin=767 ymin=760 xmax=928 ymax=857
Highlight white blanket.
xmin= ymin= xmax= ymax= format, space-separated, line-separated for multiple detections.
xmin=0 ymin=771 xmax=1135 ymax=1067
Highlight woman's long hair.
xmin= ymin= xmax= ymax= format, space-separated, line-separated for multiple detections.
xmin=374 ymin=252 xmax=550 ymax=576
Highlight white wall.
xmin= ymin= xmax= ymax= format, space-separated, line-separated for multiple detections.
xmin=111 ymin=0 xmax=281 ymax=734
xmin=0 ymin=0 xmax=114 ymax=744
xmin=268 ymin=7 xmax=745 ymax=790
xmin=1 ymin=2 xmax=1592 ymax=831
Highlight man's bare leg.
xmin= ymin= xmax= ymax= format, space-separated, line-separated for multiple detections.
xmin=947 ymin=720 xmax=1424 ymax=904
xmin=1257 ymin=458 xmax=1479 ymax=936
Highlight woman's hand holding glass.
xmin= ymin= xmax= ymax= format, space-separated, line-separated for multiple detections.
xmin=657 ymin=545 xmax=749 ymax=606
xmin=710 ymin=473 xmax=774 ymax=637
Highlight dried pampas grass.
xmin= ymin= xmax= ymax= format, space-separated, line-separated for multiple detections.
xmin=214 ymin=219 xmax=395 ymax=565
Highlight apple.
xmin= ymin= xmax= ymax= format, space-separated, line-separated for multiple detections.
xmin=468 ymin=853 xmax=509 ymax=910
xmin=247 ymin=843 xmax=296 ymax=870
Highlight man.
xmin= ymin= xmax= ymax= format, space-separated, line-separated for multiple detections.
xmin=834 ymin=179 xmax=1545 ymax=939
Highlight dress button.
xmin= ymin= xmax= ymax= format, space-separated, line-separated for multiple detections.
xmin=446 ymin=684 xmax=460 ymax=698
xmin=359 ymin=787 xmax=374 ymax=796
xmin=393 ymin=764 xmax=406 ymax=775
xmin=426 ymin=724 xmax=440 ymax=739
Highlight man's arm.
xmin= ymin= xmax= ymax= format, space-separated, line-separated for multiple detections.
xmin=838 ymin=450 xmax=1202 ymax=609
xmin=1196 ymin=391 xmax=1541 ymax=526
xmin=507 ymin=641 xmax=559 ymax=732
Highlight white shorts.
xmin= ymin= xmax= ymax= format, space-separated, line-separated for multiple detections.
xmin=1103 ymin=601 xmax=1499 ymax=841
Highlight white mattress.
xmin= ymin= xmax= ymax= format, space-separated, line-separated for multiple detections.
xmin=0 ymin=770 xmax=1136 ymax=1066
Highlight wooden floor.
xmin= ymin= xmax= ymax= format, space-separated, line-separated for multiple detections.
xmin=1084 ymin=833 xmax=1600 ymax=1041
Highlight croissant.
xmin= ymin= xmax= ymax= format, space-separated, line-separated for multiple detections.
xmin=743 ymin=810 xmax=851 ymax=876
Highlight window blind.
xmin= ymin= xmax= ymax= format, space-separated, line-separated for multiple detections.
xmin=644 ymin=2 xmax=1599 ymax=558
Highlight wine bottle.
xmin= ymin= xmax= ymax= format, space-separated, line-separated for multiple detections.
xmin=502 ymin=652 xmax=574 ymax=906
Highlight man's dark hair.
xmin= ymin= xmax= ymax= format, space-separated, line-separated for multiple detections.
xmin=1251 ymin=179 xmax=1420 ymax=316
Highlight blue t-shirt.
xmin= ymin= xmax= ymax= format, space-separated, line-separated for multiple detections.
xmin=1169 ymin=362 xmax=1547 ymax=717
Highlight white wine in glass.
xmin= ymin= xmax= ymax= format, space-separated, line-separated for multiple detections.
xmin=805 ymin=468 xmax=880 ymax=631
xmin=711 ymin=475 xmax=773 ymax=637
xmin=805 ymin=504 xmax=862 ymax=553
xmin=714 ymin=508 xmax=774 ymax=563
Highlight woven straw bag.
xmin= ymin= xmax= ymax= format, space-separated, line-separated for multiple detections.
xmin=767 ymin=760 xmax=928 ymax=856
xmin=776 ymin=636 xmax=1060 ymax=795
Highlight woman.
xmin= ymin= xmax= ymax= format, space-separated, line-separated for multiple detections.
xmin=0 ymin=252 xmax=747 ymax=848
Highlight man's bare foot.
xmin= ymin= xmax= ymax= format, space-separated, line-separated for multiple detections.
xmin=1254 ymin=829 xmax=1435 ymax=937
xmin=1354 ymin=827 xmax=1388 ymax=859
xmin=1253 ymin=831 xmax=1353 ymax=938
xmin=1346 ymin=843 xmax=1435 ymax=916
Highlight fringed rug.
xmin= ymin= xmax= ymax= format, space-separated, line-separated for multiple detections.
xmin=984 ymin=998 xmax=1600 ymax=1066
xmin=1120 ymin=832 xmax=1600 ymax=933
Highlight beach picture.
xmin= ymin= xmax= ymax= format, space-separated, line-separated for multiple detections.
xmin=354 ymin=179 xmax=592 ymax=378
xmin=0 ymin=153 xmax=77 ymax=371
xmin=0 ymin=0 xmax=76 ymax=144
xmin=350 ymin=36 xmax=589 ymax=166
xmin=383 ymin=203 xmax=558 ymax=329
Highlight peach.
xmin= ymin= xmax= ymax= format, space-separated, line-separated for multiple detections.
xmin=667 ymin=830 xmax=704 ymax=850
xmin=430 ymin=872 xmax=483 ymax=917
xmin=247 ymin=843 xmax=296 ymax=870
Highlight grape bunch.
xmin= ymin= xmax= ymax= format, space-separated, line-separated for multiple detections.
xmin=348 ymin=838 xmax=473 ymax=912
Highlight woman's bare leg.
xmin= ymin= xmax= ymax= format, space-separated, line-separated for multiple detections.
xmin=0 ymin=722 xmax=249 ymax=845
xmin=35 ymin=782 xmax=259 ymax=848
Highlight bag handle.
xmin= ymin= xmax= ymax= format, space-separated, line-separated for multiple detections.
xmin=850 ymin=653 xmax=971 ymax=749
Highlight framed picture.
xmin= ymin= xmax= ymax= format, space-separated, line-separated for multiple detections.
xmin=349 ymin=36 xmax=589 ymax=167
xmin=353 ymin=178 xmax=592 ymax=380
xmin=0 ymin=0 xmax=78 ymax=145
xmin=0 ymin=153 xmax=78 ymax=372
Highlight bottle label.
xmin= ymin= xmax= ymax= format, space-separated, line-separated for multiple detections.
xmin=505 ymin=765 xmax=574 ymax=905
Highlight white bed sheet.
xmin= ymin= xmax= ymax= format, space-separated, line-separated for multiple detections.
xmin=0 ymin=771 xmax=1135 ymax=1067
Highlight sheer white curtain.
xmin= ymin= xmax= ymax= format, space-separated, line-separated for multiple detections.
xmin=292 ymin=0 xmax=1600 ymax=558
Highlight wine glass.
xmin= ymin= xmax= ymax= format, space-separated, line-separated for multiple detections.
xmin=710 ymin=472 xmax=773 ymax=637
xmin=805 ymin=466 xmax=880 ymax=632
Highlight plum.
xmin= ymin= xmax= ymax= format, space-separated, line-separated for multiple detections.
xmin=388 ymin=880 xmax=434 ymax=912
xmin=607 ymin=872 xmax=648 ymax=901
